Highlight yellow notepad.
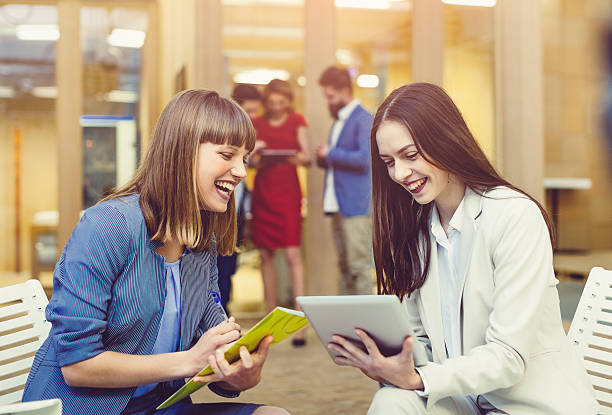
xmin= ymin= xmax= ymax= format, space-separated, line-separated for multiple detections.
xmin=156 ymin=306 xmax=309 ymax=410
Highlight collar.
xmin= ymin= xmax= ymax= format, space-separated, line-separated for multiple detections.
xmin=337 ymin=98 xmax=360 ymax=121
xmin=430 ymin=186 xmax=482 ymax=239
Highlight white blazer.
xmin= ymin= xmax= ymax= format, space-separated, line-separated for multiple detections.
xmin=404 ymin=187 xmax=597 ymax=414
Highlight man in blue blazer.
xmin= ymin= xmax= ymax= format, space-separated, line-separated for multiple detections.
xmin=316 ymin=66 xmax=374 ymax=295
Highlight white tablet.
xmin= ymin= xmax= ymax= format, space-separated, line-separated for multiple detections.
xmin=296 ymin=295 xmax=428 ymax=366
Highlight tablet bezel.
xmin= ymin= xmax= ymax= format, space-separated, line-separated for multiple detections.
xmin=296 ymin=295 xmax=428 ymax=366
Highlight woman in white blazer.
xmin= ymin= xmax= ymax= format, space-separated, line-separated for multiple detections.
xmin=328 ymin=83 xmax=597 ymax=414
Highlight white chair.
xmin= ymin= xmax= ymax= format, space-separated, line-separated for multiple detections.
xmin=568 ymin=267 xmax=612 ymax=414
xmin=0 ymin=280 xmax=51 ymax=405
xmin=0 ymin=399 xmax=61 ymax=415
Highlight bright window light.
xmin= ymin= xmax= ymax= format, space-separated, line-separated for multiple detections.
xmin=225 ymin=49 xmax=299 ymax=60
xmin=223 ymin=0 xmax=303 ymax=6
xmin=32 ymin=86 xmax=57 ymax=99
xmin=233 ymin=69 xmax=290 ymax=85
xmin=224 ymin=26 xmax=303 ymax=38
xmin=335 ymin=49 xmax=354 ymax=66
xmin=107 ymin=29 xmax=146 ymax=48
xmin=442 ymin=0 xmax=496 ymax=7
xmin=356 ymin=74 xmax=379 ymax=88
xmin=16 ymin=24 xmax=59 ymax=41
xmin=105 ymin=90 xmax=139 ymax=103
xmin=335 ymin=0 xmax=392 ymax=9
xmin=0 ymin=86 xmax=15 ymax=98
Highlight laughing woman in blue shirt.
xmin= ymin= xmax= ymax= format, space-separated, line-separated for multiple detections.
xmin=23 ymin=90 xmax=290 ymax=415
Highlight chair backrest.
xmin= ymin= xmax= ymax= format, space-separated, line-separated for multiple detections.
xmin=0 ymin=280 xmax=51 ymax=405
xmin=568 ymin=267 xmax=612 ymax=414
xmin=0 ymin=398 xmax=61 ymax=415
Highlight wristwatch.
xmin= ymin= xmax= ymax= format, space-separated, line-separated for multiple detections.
xmin=208 ymin=382 xmax=240 ymax=398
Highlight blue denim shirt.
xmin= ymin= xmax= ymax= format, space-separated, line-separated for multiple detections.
xmin=23 ymin=194 xmax=227 ymax=415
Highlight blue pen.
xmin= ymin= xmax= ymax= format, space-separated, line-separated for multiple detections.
xmin=211 ymin=291 xmax=230 ymax=322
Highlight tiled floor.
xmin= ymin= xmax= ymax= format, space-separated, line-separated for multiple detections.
xmin=191 ymin=324 xmax=379 ymax=415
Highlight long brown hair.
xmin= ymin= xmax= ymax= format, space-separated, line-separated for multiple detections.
xmin=105 ymin=89 xmax=256 ymax=255
xmin=371 ymin=83 xmax=554 ymax=298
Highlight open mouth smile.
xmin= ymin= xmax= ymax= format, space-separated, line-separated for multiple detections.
xmin=214 ymin=180 xmax=236 ymax=199
xmin=406 ymin=177 xmax=427 ymax=194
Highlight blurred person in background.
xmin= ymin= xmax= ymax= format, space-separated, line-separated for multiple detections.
xmin=232 ymin=83 xmax=263 ymax=121
xmin=249 ymin=79 xmax=311 ymax=346
xmin=214 ymin=84 xmax=263 ymax=314
xmin=316 ymin=66 xmax=374 ymax=295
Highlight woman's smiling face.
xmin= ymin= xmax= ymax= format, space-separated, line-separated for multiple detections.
xmin=196 ymin=142 xmax=248 ymax=212
xmin=376 ymin=120 xmax=451 ymax=205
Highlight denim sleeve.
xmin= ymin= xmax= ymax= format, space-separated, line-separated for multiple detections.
xmin=46 ymin=203 xmax=133 ymax=367
xmin=200 ymin=240 xmax=225 ymax=332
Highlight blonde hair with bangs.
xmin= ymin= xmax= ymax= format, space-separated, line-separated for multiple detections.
xmin=106 ymin=89 xmax=256 ymax=255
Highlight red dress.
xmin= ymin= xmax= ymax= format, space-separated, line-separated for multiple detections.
xmin=251 ymin=112 xmax=306 ymax=249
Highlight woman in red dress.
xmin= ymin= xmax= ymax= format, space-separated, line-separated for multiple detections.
xmin=250 ymin=79 xmax=310 ymax=344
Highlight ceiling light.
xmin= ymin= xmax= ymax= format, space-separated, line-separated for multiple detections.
xmin=442 ymin=0 xmax=496 ymax=6
xmin=105 ymin=90 xmax=139 ymax=103
xmin=32 ymin=86 xmax=57 ymax=99
xmin=356 ymin=74 xmax=379 ymax=88
xmin=233 ymin=69 xmax=290 ymax=85
xmin=16 ymin=24 xmax=59 ymax=41
xmin=334 ymin=0 xmax=392 ymax=9
xmin=107 ymin=29 xmax=146 ymax=48
xmin=297 ymin=76 xmax=306 ymax=87
xmin=0 ymin=86 xmax=15 ymax=98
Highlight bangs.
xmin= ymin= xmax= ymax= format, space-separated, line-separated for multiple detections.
xmin=197 ymin=96 xmax=256 ymax=152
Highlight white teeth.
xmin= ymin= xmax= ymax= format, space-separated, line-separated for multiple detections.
xmin=407 ymin=178 xmax=426 ymax=191
xmin=215 ymin=181 xmax=235 ymax=193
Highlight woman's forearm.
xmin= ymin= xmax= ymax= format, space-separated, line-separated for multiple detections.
xmin=297 ymin=152 xmax=312 ymax=167
xmin=297 ymin=126 xmax=311 ymax=167
xmin=61 ymin=350 xmax=196 ymax=388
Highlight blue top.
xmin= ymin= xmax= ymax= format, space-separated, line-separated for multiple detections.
xmin=22 ymin=194 xmax=232 ymax=415
xmin=319 ymin=104 xmax=373 ymax=217
xmin=133 ymin=259 xmax=182 ymax=397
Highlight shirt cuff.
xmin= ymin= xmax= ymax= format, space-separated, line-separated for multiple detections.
xmin=414 ymin=367 xmax=429 ymax=397
xmin=207 ymin=382 xmax=240 ymax=398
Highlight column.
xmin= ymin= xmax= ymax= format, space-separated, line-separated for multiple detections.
xmin=304 ymin=0 xmax=337 ymax=295
xmin=56 ymin=0 xmax=83 ymax=253
xmin=139 ymin=1 xmax=160 ymax=151
xmin=495 ymin=0 xmax=544 ymax=202
xmin=412 ymin=0 xmax=443 ymax=85
xmin=194 ymin=0 xmax=223 ymax=92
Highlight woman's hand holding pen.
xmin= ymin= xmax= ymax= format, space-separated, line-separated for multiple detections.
xmin=193 ymin=335 xmax=274 ymax=392
xmin=185 ymin=318 xmax=241 ymax=377
xmin=328 ymin=329 xmax=424 ymax=391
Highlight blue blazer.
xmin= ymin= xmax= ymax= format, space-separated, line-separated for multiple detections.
xmin=22 ymin=195 xmax=227 ymax=415
xmin=322 ymin=104 xmax=373 ymax=217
